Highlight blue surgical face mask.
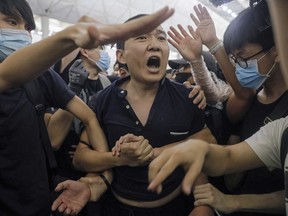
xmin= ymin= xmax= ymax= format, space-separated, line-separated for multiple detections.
xmin=235 ymin=53 xmax=275 ymax=90
xmin=95 ymin=50 xmax=111 ymax=72
xmin=0 ymin=29 xmax=32 ymax=62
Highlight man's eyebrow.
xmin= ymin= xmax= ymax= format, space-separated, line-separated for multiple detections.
xmin=155 ymin=29 xmax=167 ymax=37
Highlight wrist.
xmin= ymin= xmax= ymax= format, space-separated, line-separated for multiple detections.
xmin=206 ymin=38 xmax=221 ymax=49
xmin=188 ymin=56 xmax=203 ymax=65
xmin=227 ymin=194 xmax=240 ymax=213
xmin=98 ymin=173 xmax=111 ymax=190
xmin=77 ymin=179 xmax=93 ymax=201
xmin=209 ymin=40 xmax=223 ymax=55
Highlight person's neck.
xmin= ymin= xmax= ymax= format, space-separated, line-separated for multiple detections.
xmin=124 ymin=78 xmax=159 ymax=99
xmin=88 ymin=70 xmax=99 ymax=80
xmin=258 ymin=68 xmax=287 ymax=103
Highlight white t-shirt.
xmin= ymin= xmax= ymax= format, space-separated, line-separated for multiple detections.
xmin=245 ymin=116 xmax=288 ymax=215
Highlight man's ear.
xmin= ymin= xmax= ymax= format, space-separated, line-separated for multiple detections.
xmin=116 ymin=49 xmax=127 ymax=65
xmin=80 ymin=48 xmax=89 ymax=58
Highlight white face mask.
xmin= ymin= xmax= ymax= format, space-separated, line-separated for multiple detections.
xmin=235 ymin=59 xmax=275 ymax=90
xmin=235 ymin=48 xmax=275 ymax=90
xmin=0 ymin=29 xmax=32 ymax=62
xmin=88 ymin=50 xmax=111 ymax=72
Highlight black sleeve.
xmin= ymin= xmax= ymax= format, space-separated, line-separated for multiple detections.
xmin=38 ymin=68 xmax=75 ymax=109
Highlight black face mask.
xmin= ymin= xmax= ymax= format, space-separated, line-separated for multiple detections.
xmin=175 ymin=73 xmax=192 ymax=84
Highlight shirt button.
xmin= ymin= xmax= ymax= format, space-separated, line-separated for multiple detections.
xmin=121 ymin=90 xmax=125 ymax=94
xmin=135 ymin=121 xmax=139 ymax=125
xmin=126 ymin=105 xmax=130 ymax=109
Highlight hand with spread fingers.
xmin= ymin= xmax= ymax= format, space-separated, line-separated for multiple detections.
xmin=190 ymin=4 xmax=219 ymax=48
xmin=168 ymin=24 xmax=203 ymax=62
xmin=148 ymin=139 xmax=209 ymax=195
xmin=51 ymin=180 xmax=91 ymax=216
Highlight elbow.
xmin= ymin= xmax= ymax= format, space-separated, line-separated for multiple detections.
xmin=49 ymin=135 xmax=62 ymax=151
xmin=72 ymin=150 xmax=86 ymax=171
xmin=235 ymin=88 xmax=255 ymax=100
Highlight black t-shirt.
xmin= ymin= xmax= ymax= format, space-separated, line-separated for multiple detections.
xmin=229 ymin=91 xmax=288 ymax=216
xmin=0 ymin=69 xmax=74 ymax=216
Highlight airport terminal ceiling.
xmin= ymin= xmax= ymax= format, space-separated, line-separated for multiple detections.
xmin=27 ymin=0 xmax=249 ymax=38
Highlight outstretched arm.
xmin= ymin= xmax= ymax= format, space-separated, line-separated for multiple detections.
xmin=0 ymin=7 xmax=174 ymax=92
xmin=148 ymin=140 xmax=263 ymax=195
xmin=194 ymin=184 xmax=285 ymax=215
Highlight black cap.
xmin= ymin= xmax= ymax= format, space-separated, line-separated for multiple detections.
xmin=168 ymin=58 xmax=189 ymax=69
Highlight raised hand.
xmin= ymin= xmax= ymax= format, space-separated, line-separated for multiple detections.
xmin=73 ymin=6 xmax=174 ymax=49
xmin=168 ymin=24 xmax=202 ymax=62
xmin=68 ymin=59 xmax=88 ymax=96
xmin=190 ymin=4 xmax=219 ymax=48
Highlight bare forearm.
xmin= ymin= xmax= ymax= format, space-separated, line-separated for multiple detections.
xmin=229 ymin=190 xmax=285 ymax=214
xmin=73 ymin=146 xmax=120 ymax=172
xmin=84 ymin=117 xmax=108 ymax=152
xmin=46 ymin=109 xmax=74 ymax=150
xmin=203 ymin=143 xmax=264 ymax=176
xmin=69 ymin=98 xmax=108 ymax=153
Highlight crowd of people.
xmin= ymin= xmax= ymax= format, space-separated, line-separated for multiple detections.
xmin=1 ymin=0 xmax=288 ymax=216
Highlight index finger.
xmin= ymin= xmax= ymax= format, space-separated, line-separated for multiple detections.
xmin=148 ymin=154 xmax=178 ymax=192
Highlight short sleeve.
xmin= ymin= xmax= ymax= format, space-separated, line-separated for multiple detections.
xmin=246 ymin=117 xmax=288 ymax=169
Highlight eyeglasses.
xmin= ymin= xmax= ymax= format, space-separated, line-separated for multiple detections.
xmin=230 ymin=49 xmax=264 ymax=69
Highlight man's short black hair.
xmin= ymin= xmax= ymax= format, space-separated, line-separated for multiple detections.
xmin=0 ymin=0 xmax=36 ymax=31
xmin=116 ymin=14 xmax=148 ymax=50
xmin=223 ymin=0 xmax=274 ymax=55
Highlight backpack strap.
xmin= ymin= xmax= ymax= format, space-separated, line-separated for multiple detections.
xmin=280 ymin=127 xmax=288 ymax=169
xmin=99 ymin=73 xmax=111 ymax=88
xmin=264 ymin=92 xmax=288 ymax=124
xmin=22 ymin=81 xmax=57 ymax=170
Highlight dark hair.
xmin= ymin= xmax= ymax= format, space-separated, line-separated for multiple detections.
xmin=223 ymin=2 xmax=274 ymax=55
xmin=113 ymin=60 xmax=129 ymax=71
xmin=0 ymin=0 xmax=35 ymax=31
xmin=116 ymin=14 xmax=148 ymax=50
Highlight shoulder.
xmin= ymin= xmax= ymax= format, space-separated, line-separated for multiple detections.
xmin=88 ymin=82 xmax=116 ymax=110
xmin=246 ymin=117 xmax=288 ymax=168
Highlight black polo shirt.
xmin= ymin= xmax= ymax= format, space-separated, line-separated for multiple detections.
xmin=89 ymin=76 xmax=205 ymax=201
